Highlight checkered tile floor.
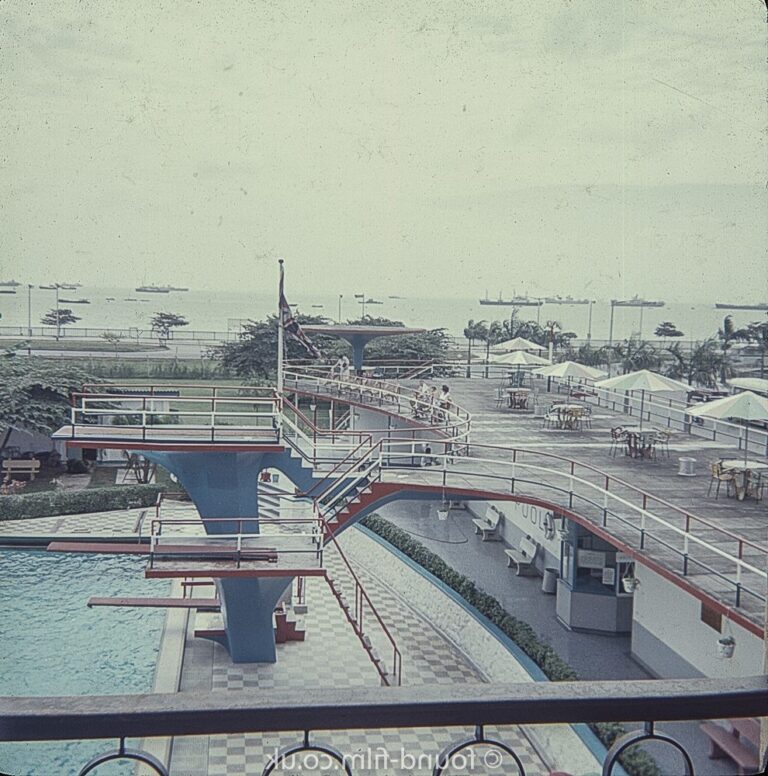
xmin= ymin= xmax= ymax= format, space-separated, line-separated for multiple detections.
xmin=170 ymin=534 xmax=548 ymax=775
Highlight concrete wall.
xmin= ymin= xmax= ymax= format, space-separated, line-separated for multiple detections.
xmin=631 ymin=565 xmax=763 ymax=678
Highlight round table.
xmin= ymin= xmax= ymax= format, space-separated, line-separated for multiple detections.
xmin=720 ymin=459 xmax=768 ymax=501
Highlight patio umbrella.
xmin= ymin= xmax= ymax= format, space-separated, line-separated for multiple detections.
xmin=531 ymin=361 xmax=607 ymax=380
xmin=687 ymin=391 xmax=768 ymax=465
xmin=491 ymin=350 xmax=551 ymax=366
xmin=491 ymin=336 xmax=544 ymax=353
xmin=727 ymin=377 xmax=768 ymax=395
xmin=595 ymin=369 xmax=691 ymax=430
xmin=532 ymin=360 xmax=608 ymax=394
xmin=491 ymin=349 xmax=551 ymax=387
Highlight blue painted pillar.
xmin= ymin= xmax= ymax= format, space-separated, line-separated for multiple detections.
xmin=143 ymin=450 xmax=292 ymax=663
xmin=348 ymin=335 xmax=367 ymax=374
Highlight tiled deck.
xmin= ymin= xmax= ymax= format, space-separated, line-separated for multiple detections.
xmin=170 ymin=535 xmax=550 ymax=776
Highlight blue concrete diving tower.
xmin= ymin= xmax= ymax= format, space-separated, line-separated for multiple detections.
xmin=302 ymin=324 xmax=425 ymax=373
xmin=143 ymin=448 xmax=321 ymax=664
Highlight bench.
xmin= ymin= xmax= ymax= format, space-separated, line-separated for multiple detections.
xmin=2 ymin=458 xmax=41 ymax=481
xmin=472 ymin=506 xmax=502 ymax=542
xmin=504 ymin=536 xmax=539 ymax=576
xmin=699 ymin=719 xmax=759 ymax=775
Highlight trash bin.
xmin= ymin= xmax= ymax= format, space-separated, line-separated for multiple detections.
xmin=542 ymin=567 xmax=558 ymax=594
xmin=678 ymin=457 xmax=697 ymax=477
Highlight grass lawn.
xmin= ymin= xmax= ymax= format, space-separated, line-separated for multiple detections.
xmin=1 ymin=338 xmax=167 ymax=353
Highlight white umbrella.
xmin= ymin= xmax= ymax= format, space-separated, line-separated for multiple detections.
xmin=491 ymin=336 xmax=544 ymax=353
xmin=531 ymin=361 xmax=607 ymax=380
xmin=595 ymin=369 xmax=691 ymax=429
xmin=687 ymin=391 xmax=768 ymax=465
xmin=491 ymin=350 xmax=551 ymax=366
xmin=727 ymin=377 xmax=768 ymax=395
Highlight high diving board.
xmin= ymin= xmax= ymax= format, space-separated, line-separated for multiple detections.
xmin=87 ymin=596 xmax=221 ymax=609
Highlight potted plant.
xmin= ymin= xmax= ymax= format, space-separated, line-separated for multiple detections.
xmin=717 ymin=634 xmax=736 ymax=659
xmin=621 ymin=573 xmax=640 ymax=593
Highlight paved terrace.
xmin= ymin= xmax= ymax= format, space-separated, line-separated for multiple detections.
xmin=404 ymin=378 xmax=768 ymax=624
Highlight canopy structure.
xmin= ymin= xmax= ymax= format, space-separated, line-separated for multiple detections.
xmin=688 ymin=391 xmax=768 ymax=464
xmin=728 ymin=377 xmax=768 ymax=396
xmin=302 ymin=325 xmax=425 ymax=372
xmin=491 ymin=336 xmax=544 ymax=353
xmin=531 ymin=361 xmax=607 ymax=380
xmin=595 ymin=369 xmax=691 ymax=429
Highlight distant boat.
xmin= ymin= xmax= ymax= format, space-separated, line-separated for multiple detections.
xmin=167 ymin=286 xmax=189 ymax=292
xmin=388 ymin=295 xmax=404 ymax=299
xmin=365 ymin=298 xmax=384 ymax=304
xmin=0 ymin=289 xmax=16 ymax=295
xmin=611 ymin=296 xmax=665 ymax=308
xmin=124 ymin=297 xmax=138 ymax=302
xmin=311 ymin=304 xmax=324 ymax=308
xmin=135 ymin=284 xmax=171 ymax=293
xmin=60 ymin=298 xmax=90 ymax=304
xmin=38 ymin=284 xmax=58 ymax=290
xmin=479 ymin=291 xmax=542 ymax=307
xmin=106 ymin=297 xmax=116 ymax=302
xmin=543 ymin=295 xmax=590 ymax=305
xmin=715 ymin=302 xmax=768 ymax=311
xmin=0 ymin=280 xmax=21 ymax=287
xmin=58 ymin=283 xmax=80 ymax=290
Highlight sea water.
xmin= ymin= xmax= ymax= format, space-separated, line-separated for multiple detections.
xmin=0 ymin=551 xmax=170 ymax=776
xmin=0 ymin=284 xmax=764 ymax=343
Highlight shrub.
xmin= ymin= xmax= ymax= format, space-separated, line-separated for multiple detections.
xmin=360 ymin=514 xmax=660 ymax=776
xmin=0 ymin=484 xmax=165 ymax=521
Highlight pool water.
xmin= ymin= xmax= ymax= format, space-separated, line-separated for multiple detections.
xmin=0 ymin=550 xmax=171 ymax=776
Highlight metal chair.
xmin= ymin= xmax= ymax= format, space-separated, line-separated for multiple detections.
xmin=707 ymin=461 xmax=734 ymax=499
xmin=609 ymin=426 xmax=626 ymax=457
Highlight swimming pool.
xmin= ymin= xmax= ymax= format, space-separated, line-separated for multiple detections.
xmin=0 ymin=550 xmax=171 ymax=776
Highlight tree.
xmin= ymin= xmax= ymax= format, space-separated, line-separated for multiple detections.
xmin=463 ymin=319 xmax=487 ymax=377
xmin=214 ymin=313 xmax=336 ymax=379
xmin=101 ymin=331 xmax=122 ymax=356
xmin=0 ymin=358 xmax=97 ymax=436
xmin=745 ymin=320 xmax=768 ymax=378
xmin=40 ymin=308 xmax=80 ymax=339
xmin=612 ymin=339 xmax=662 ymax=373
xmin=479 ymin=320 xmax=504 ymax=377
xmin=654 ymin=321 xmax=684 ymax=339
xmin=150 ymin=312 xmax=189 ymax=342
xmin=716 ymin=315 xmax=749 ymax=384
xmin=665 ymin=339 xmax=723 ymax=387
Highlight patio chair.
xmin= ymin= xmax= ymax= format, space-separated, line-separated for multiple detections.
xmin=609 ymin=426 xmax=626 ymax=457
xmin=494 ymin=388 xmax=505 ymax=409
xmin=747 ymin=471 xmax=764 ymax=503
xmin=580 ymin=404 xmax=593 ymax=429
xmin=543 ymin=409 xmax=561 ymax=429
xmin=655 ymin=430 xmax=671 ymax=459
xmin=707 ymin=461 xmax=734 ymax=499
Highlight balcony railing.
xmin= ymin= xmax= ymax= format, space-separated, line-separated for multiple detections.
xmin=2 ymin=677 xmax=766 ymax=776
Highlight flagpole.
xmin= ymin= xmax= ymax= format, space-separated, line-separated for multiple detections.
xmin=277 ymin=259 xmax=284 ymax=395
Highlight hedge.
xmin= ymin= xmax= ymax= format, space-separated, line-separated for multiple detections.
xmin=360 ymin=514 xmax=660 ymax=776
xmin=0 ymin=484 xmax=165 ymax=521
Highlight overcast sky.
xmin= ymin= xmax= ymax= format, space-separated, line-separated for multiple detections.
xmin=1 ymin=1 xmax=766 ymax=302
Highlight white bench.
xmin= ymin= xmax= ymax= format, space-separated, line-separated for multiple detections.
xmin=504 ymin=536 xmax=539 ymax=576
xmin=472 ymin=506 xmax=502 ymax=542
xmin=2 ymin=459 xmax=41 ymax=481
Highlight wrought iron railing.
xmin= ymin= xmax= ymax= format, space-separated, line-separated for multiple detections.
xmin=2 ymin=677 xmax=765 ymax=776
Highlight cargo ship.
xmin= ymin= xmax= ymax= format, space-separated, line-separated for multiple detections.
xmin=611 ymin=296 xmax=665 ymax=308
xmin=136 ymin=284 xmax=171 ymax=293
xmin=542 ymin=295 xmax=590 ymax=305
xmin=479 ymin=291 xmax=543 ymax=307
xmin=715 ymin=302 xmax=768 ymax=311
xmin=60 ymin=298 xmax=90 ymax=304
xmin=0 ymin=280 xmax=21 ymax=287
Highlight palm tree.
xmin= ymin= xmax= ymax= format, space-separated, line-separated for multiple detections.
xmin=463 ymin=319 xmax=487 ymax=377
xmin=480 ymin=320 xmax=504 ymax=377
xmin=717 ymin=315 xmax=749 ymax=384
xmin=665 ymin=339 xmax=723 ymax=387
xmin=744 ymin=320 xmax=768 ymax=379
xmin=613 ymin=338 xmax=662 ymax=373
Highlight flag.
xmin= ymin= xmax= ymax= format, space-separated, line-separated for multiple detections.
xmin=279 ymin=265 xmax=321 ymax=358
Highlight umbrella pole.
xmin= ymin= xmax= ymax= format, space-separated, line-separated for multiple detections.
xmin=639 ymin=389 xmax=645 ymax=430
xmin=744 ymin=423 xmax=749 ymax=466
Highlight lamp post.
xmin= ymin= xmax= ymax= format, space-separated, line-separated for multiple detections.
xmin=587 ymin=300 xmax=594 ymax=342
xmin=338 ymin=294 xmax=343 ymax=323
xmin=27 ymin=284 xmax=33 ymax=337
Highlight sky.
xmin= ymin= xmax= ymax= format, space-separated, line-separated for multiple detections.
xmin=1 ymin=0 xmax=766 ymax=303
